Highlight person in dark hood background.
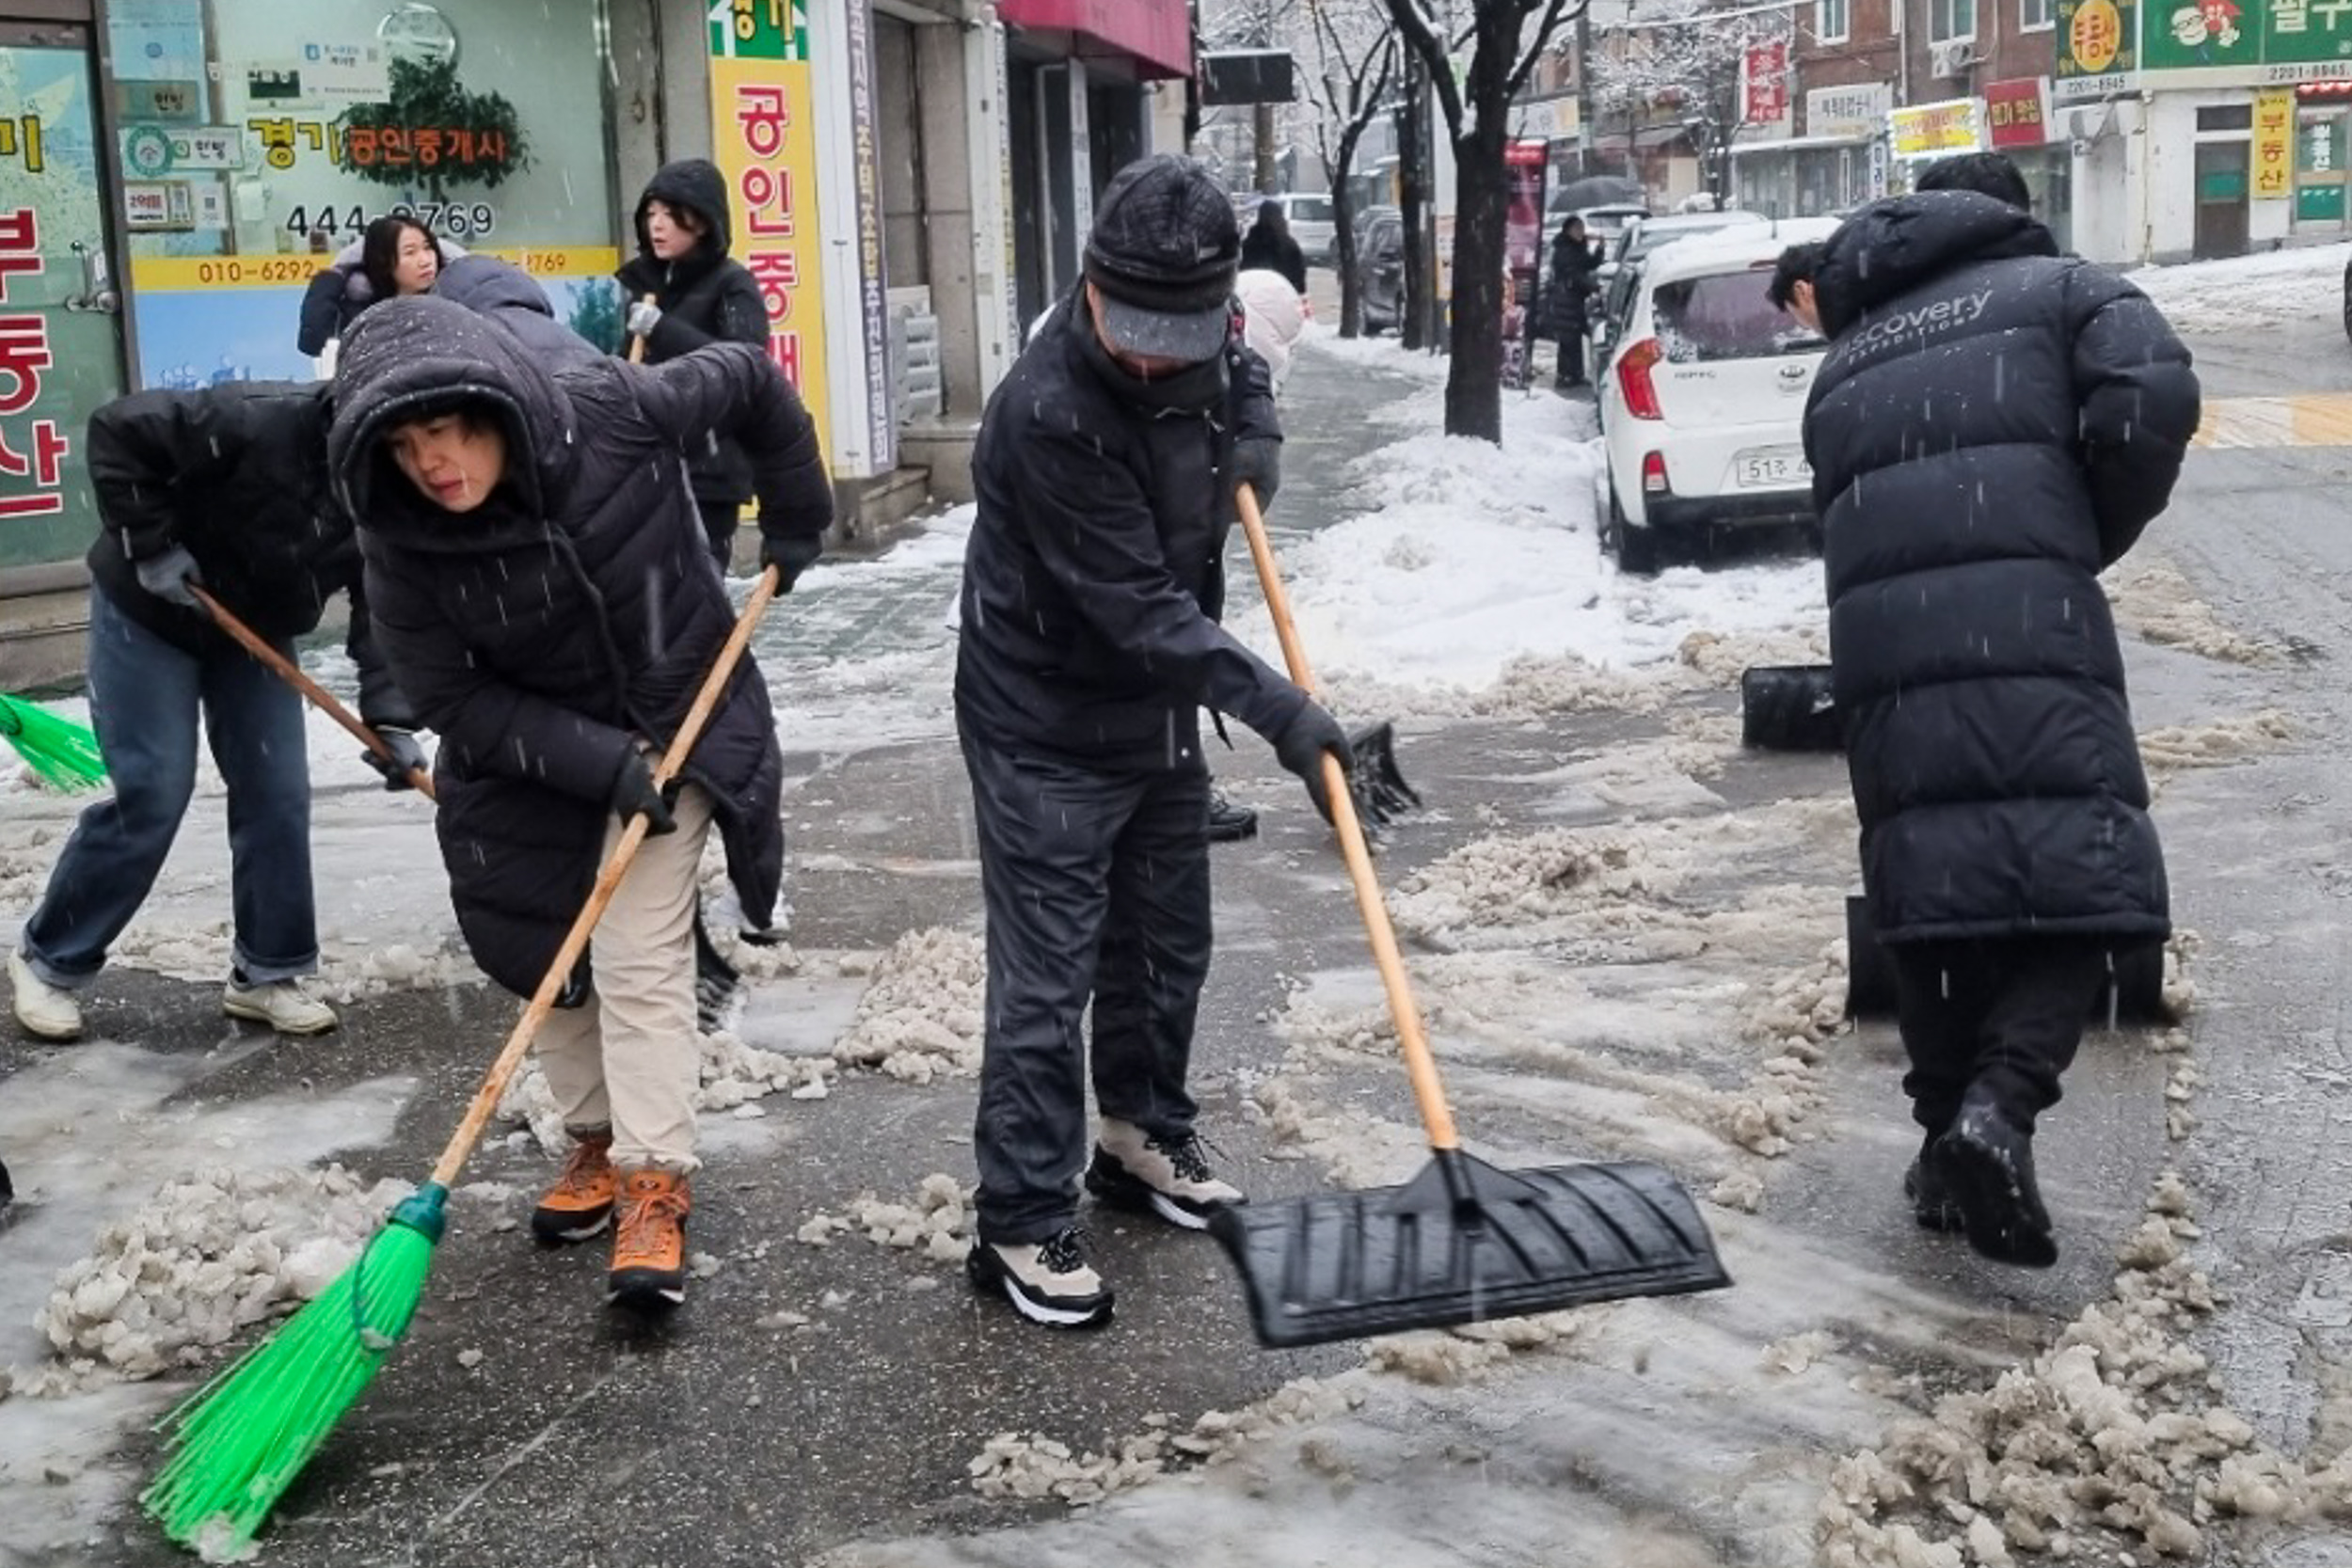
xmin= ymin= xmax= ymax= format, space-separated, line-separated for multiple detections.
xmin=328 ymin=293 xmax=830 ymax=1311
xmin=1803 ymin=155 xmax=2200 ymax=1270
xmin=615 ymin=159 xmax=772 ymax=566
xmin=955 ymin=154 xmax=1349 ymax=1331
xmin=1238 ymin=198 xmax=1309 ymax=296
xmin=1539 ymin=214 xmax=1603 ymax=388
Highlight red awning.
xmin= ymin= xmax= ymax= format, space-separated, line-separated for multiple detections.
xmin=2297 ymin=79 xmax=2352 ymax=99
xmin=998 ymin=0 xmax=1192 ymax=80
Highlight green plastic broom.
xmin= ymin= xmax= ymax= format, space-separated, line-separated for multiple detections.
xmin=142 ymin=567 xmax=783 ymax=1555
xmin=0 ymin=693 xmax=105 ymax=791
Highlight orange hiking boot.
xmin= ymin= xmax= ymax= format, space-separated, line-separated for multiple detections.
xmin=609 ymin=1167 xmax=691 ymax=1308
xmin=531 ymin=1131 xmax=616 ymax=1243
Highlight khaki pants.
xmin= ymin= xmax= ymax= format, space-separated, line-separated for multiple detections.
xmin=534 ymin=782 xmax=712 ymax=1173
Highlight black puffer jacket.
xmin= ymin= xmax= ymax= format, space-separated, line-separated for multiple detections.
xmin=1805 ymin=190 xmax=2201 ymax=944
xmin=84 ymin=381 xmax=410 ymax=725
xmin=615 ymin=159 xmax=771 ymax=507
xmin=958 ymin=289 xmax=1299 ymax=768
xmin=327 ymin=295 xmax=830 ymax=998
xmin=1538 ymin=230 xmax=1600 ymax=343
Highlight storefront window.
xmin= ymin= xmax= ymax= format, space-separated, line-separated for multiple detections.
xmin=106 ymin=0 xmax=619 ymax=388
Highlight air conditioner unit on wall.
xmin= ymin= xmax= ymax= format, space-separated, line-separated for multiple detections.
xmin=1928 ymin=39 xmax=1979 ymax=76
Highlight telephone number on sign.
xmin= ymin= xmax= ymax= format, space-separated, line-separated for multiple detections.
xmin=189 ymin=258 xmax=315 ymax=285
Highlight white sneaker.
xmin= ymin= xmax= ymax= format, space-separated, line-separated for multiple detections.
xmin=222 ymin=975 xmax=338 ymax=1037
xmin=1085 ymin=1117 xmax=1245 ymax=1230
xmin=8 ymin=949 xmax=82 ymax=1041
xmin=965 ymin=1227 xmax=1114 ymax=1329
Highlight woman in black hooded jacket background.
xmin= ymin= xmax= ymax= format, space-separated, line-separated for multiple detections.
xmin=615 ymin=159 xmax=772 ymax=564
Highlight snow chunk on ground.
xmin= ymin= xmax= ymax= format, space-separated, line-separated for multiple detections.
xmin=2105 ymin=557 xmax=2281 ymax=665
xmin=831 ymin=927 xmax=986 ymax=1083
xmin=797 ymin=1173 xmax=974 ymax=1265
xmin=28 ymin=1164 xmax=413 ymax=1384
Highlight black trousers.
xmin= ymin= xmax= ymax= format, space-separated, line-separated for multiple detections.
xmin=1887 ymin=935 xmax=2113 ymax=1135
xmin=961 ymin=725 xmax=1214 ymax=1244
xmin=1554 ymin=327 xmax=1585 ymax=386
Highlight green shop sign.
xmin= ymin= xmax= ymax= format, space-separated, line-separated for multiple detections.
xmin=2143 ymin=0 xmax=2263 ymax=71
xmin=2057 ymin=0 xmax=2140 ymax=101
xmin=2136 ymin=0 xmax=2352 ymax=81
xmin=2298 ymin=181 xmax=2346 ymax=218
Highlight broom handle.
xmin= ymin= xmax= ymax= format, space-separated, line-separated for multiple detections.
xmin=425 ymin=565 xmax=781 ymax=1188
xmin=191 ymin=586 xmax=436 ymax=800
xmin=1234 ymin=485 xmax=1459 ymax=1153
xmin=627 ymin=293 xmax=656 ymax=364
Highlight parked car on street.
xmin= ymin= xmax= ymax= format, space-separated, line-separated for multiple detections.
xmin=1353 ymin=211 xmax=1406 ymax=332
xmin=1268 ymin=192 xmax=1340 ymax=265
xmin=1590 ymin=209 xmax=1769 ymax=359
xmin=1592 ymin=217 xmax=1839 ymax=574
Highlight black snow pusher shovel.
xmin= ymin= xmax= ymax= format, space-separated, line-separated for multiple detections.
xmin=1740 ymin=663 xmax=1841 ymax=752
xmin=1233 ymin=486 xmax=1420 ymax=830
xmin=1211 ymin=486 xmax=1730 ymax=1349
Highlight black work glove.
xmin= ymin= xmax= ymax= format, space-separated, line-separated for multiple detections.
xmin=1271 ymin=700 xmax=1353 ymax=825
xmin=758 ymin=531 xmax=823 ymax=593
xmin=361 ymin=727 xmax=431 ymax=792
xmin=135 ymin=545 xmax=203 ymax=609
xmin=609 ymin=750 xmax=677 ymax=835
xmin=1231 ymin=437 xmax=1281 ymax=507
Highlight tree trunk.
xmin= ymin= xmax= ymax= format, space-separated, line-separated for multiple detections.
xmin=1397 ymin=56 xmax=1431 ymax=352
xmin=1331 ymin=129 xmax=1366 ymax=338
xmin=1253 ymin=102 xmax=1279 ymax=192
xmin=1442 ymin=122 xmax=1512 ymax=442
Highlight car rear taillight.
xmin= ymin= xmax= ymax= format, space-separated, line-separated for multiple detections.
xmin=1618 ymin=337 xmax=1664 ymax=420
xmin=1642 ymin=451 xmax=1669 ymax=495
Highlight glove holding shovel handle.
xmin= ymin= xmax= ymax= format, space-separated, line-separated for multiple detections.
xmin=189 ymin=586 xmax=436 ymax=799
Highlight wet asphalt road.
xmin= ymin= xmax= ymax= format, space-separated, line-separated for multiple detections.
xmin=10 ymin=279 xmax=2352 ymax=1566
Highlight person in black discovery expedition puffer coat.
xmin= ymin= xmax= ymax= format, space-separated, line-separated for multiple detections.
xmin=955 ymin=154 xmax=1351 ymax=1331
xmin=615 ymin=159 xmax=771 ymax=566
xmin=1803 ymin=168 xmax=2200 ymax=1271
xmin=327 ymin=293 xmax=831 ymax=1311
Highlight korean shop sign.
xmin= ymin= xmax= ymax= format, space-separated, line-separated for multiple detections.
xmin=2254 ymin=87 xmax=2296 ymax=195
xmin=2261 ymin=0 xmax=2352 ymax=73
xmin=2142 ymin=0 xmax=2263 ymax=78
xmin=2057 ymin=0 xmax=2139 ymax=103
xmin=0 ymin=209 xmax=71 ymax=530
xmin=1985 ymin=77 xmax=2055 ymax=147
xmin=707 ymin=0 xmax=834 ymax=462
xmin=1888 ymin=98 xmax=1988 ymax=158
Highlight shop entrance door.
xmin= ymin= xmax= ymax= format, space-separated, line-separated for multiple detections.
xmin=2193 ymin=142 xmax=2251 ymax=259
xmin=0 ymin=18 xmax=126 ymax=589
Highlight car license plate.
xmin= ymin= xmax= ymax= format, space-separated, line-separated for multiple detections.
xmin=1735 ymin=448 xmax=1810 ymax=487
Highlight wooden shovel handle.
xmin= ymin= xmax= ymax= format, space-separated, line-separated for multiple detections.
xmin=191 ymin=585 xmax=435 ymax=800
xmin=1233 ymin=485 xmax=1458 ymax=1152
xmin=426 ymin=565 xmax=782 ymax=1187
xmin=627 ymin=291 xmax=657 ymax=364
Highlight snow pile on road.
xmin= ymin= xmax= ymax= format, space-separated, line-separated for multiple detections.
xmin=2129 ymin=241 xmax=2347 ymax=335
xmin=831 ymin=927 xmax=986 ymax=1083
xmin=966 ymin=1380 xmax=1360 ymax=1508
xmin=1389 ymin=828 xmax=1691 ymax=947
xmin=796 ymin=1173 xmax=972 ymax=1264
xmin=25 ymin=1164 xmax=412 ymax=1386
xmin=2139 ymin=710 xmax=2295 ymax=788
xmin=1818 ymin=1172 xmax=2352 ymax=1566
xmin=2105 ymin=558 xmax=2280 ymax=665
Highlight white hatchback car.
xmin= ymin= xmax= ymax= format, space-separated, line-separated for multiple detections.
xmin=1593 ymin=217 xmax=1839 ymax=574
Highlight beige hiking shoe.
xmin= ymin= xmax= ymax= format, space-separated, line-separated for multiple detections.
xmin=8 ymin=949 xmax=82 ymax=1041
xmin=1085 ymin=1117 xmax=1244 ymax=1230
xmin=222 ymin=974 xmax=338 ymax=1036
xmin=965 ymin=1227 xmax=1114 ymax=1329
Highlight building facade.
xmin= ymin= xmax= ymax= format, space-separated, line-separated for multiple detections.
xmin=0 ymin=0 xmax=1189 ymax=687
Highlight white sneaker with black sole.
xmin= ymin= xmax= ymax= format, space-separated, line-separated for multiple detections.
xmin=966 ymin=1227 xmax=1114 ymax=1329
xmin=1085 ymin=1118 xmax=1244 ymax=1231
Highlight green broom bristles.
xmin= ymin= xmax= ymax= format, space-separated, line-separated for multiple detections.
xmin=0 ymin=693 xmax=106 ymax=792
xmin=144 ymin=1184 xmax=447 ymax=1556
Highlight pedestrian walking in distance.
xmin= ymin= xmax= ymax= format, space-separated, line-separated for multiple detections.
xmin=1239 ymin=198 xmax=1310 ymax=297
xmin=8 ymin=383 xmax=419 ymax=1045
xmin=328 ymin=293 xmax=829 ymax=1310
xmin=1540 ymin=214 xmax=1602 ymax=388
xmin=615 ymin=159 xmax=772 ymax=569
xmin=956 ymin=154 xmax=1353 ymax=1329
xmin=1804 ymin=151 xmax=2201 ymax=1268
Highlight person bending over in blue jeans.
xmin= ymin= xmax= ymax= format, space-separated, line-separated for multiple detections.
xmin=7 ymin=381 xmax=419 ymax=1043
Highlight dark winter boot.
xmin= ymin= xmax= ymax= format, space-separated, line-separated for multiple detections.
xmin=1902 ymin=1132 xmax=1963 ymax=1233
xmin=1205 ymin=788 xmax=1259 ymax=843
xmin=1933 ymin=1088 xmax=2057 ymax=1268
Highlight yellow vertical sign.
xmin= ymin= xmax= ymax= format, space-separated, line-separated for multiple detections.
xmin=2254 ymin=89 xmax=2294 ymax=202
xmin=708 ymin=50 xmax=831 ymax=460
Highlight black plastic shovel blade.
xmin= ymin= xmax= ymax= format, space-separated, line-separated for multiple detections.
xmin=1346 ymin=721 xmax=1422 ymax=830
xmin=692 ymin=907 xmax=739 ymax=1032
xmin=1209 ymin=1150 xmax=1731 ymax=1350
xmin=1739 ymin=664 xmax=1841 ymax=752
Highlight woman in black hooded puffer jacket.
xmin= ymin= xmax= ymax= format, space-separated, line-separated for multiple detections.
xmin=615 ymin=159 xmax=773 ymax=565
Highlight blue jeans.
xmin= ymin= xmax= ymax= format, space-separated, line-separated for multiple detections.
xmin=19 ymin=587 xmax=318 ymax=989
